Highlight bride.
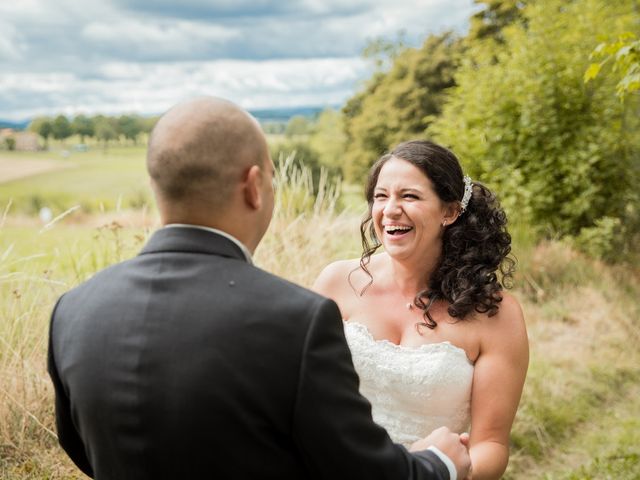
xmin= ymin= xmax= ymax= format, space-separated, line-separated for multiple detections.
xmin=314 ymin=140 xmax=528 ymax=480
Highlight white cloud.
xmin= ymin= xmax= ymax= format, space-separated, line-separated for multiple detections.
xmin=0 ymin=22 xmax=26 ymax=61
xmin=0 ymin=57 xmax=369 ymax=120
xmin=0 ymin=0 xmax=478 ymax=119
xmin=82 ymin=19 xmax=240 ymax=59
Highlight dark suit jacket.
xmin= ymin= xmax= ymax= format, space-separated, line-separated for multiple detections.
xmin=48 ymin=227 xmax=450 ymax=480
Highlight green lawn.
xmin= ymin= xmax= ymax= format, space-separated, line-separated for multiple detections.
xmin=0 ymin=147 xmax=151 ymax=215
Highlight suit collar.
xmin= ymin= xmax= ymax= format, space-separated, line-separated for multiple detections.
xmin=140 ymin=226 xmax=249 ymax=263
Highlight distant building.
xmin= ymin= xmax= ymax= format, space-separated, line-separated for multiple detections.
xmin=15 ymin=132 xmax=40 ymax=151
xmin=0 ymin=128 xmax=40 ymax=151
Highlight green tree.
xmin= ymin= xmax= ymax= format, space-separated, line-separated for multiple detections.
xmin=342 ymin=32 xmax=463 ymax=181
xmin=585 ymin=32 xmax=640 ymax=100
xmin=468 ymin=0 xmax=528 ymax=43
xmin=52 ymin=115 xmax=73 ymax=142
xmin=285 ymin=115 xmax=312 ymax=137
xmin=308 ymin=109 xmax=347 ymax=173
xmin=431 ymin=0 xmax=639 ymax=245
xmin=72 ymin=114 xmax=95 ymax=143
xmin=4 ymin=137 xmax=16 ymax=151
xmin=29 ymin=117 xmax=52 ymax=149
xmin=94 ymin=115 xmax=118 ymax=151
xmin=139 ymin=115 xmax=159 ymax=135
xmin=117 ymin=115 xmax=143 ymax=144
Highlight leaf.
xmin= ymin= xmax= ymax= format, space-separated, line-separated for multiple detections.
xmin=584 ymin=63 xmax=602 ymax=83
xmin=615 ymin=45 xmax=633 ymax=60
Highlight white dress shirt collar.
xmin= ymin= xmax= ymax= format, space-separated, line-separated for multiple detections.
xmin=163 ymin=224 xmax=253 ymax=264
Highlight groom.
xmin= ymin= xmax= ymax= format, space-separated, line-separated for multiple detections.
xmin=48 ymin=97 xmax=470 ymax=480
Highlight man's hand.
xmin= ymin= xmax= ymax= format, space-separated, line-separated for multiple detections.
xmin=409 ymin=427 xmax=471 ymax=480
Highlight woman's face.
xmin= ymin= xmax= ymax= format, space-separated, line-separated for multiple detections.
xmin=371 ymin=157 xmax=451 ymax=262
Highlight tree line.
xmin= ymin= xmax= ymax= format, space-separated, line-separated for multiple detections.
xmin=279 ymin=0 xmax=639 ymax=262
xmin=29 ymin=114 xmax=158 ymax=149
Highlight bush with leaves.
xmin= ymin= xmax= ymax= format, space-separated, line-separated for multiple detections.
xmin=342 ymin=32 xmax=462 ymax=181
xmin=431 ymin=0 xmax=640 ymax=249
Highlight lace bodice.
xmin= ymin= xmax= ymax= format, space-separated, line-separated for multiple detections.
xmin=344 ymin=321 xmax=474 ymax=447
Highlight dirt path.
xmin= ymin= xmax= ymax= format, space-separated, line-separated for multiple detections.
xmin=0 ymin=158 xmax=72 ymax=184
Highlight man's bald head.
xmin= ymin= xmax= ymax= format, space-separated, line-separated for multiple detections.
xmin=147 ymin=97 xmax=269 ymax=212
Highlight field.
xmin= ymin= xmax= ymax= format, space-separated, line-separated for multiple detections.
xmin=1 ymin=146 xmax=639 ymax=479
xmin=0 ymin=147 xmax=152 ymax=216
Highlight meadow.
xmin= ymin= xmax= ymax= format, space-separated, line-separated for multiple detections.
xmin=1 ymin=146 xmax=639 ymax=479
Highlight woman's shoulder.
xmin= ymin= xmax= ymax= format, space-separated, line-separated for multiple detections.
xmin=312 ymin=258 xmax=359 ymax=297
xmin=479 ymin=290 xmax=528 ymax=353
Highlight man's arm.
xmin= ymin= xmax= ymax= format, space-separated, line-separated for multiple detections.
xmin=47 ymin=297 xmax=94 ymax=478
xmin=292 ymin=297 xmax=467 ymax=480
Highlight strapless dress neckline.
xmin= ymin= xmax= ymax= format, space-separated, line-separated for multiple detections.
xmin=344 ymin=320 xmax=473 ymax=364
xmin=344 ymin=320 xmax=474 ymax=447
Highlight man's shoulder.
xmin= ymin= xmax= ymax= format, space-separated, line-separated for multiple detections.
xmin=244 ymin=263 xmax=333 ymax=308
xmin=55 ymin=256 xmax=139 ymax=304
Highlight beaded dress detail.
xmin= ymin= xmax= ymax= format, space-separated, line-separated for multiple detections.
xmin=344 ymin=321 xmax=474 ymax=447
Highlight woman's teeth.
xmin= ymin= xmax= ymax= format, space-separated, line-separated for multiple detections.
xmin=385 ymin=226 xmax=413 ymax=235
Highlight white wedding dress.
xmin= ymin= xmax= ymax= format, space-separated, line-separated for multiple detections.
xmin=344 ymin=321 xmax=474 ymax=447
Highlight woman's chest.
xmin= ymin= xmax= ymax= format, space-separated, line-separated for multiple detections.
xmin=344 ymin=295 xmax=482 ymax=363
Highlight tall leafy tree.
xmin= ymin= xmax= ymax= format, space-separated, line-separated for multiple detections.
xmin=117 ymin=115 xmax=143 ymax=144
xmin=52 ymin=115 xmax=72 ymax=142
xmin=342 ymin=32 xmax=463 ymax=181
xmin=72 ymin=115 xmax=95 ymax=143
xmin=585 ymin=32 xmax=640 ymax=100
xmin=285 ymin=115 xmax=313 ymax=137
xmin=431 ymin=0 xmax=639 ymax=241
xmin=94 ymin=115 xmax=118 ymax=151
xmin=468 ymin=0 xmax=528 ymax=42
xmin=29 ymin=117 xmax=52 ymax=149
xmin=308 ymin=109 xmax=347 ymax=173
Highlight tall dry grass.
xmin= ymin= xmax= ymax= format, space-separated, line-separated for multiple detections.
xmin=1 ymin=160 xmax=639 ymax=479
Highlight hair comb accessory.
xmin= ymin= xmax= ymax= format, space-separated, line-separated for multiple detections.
xmin=460 ymin=176 xmax=473 ymax=212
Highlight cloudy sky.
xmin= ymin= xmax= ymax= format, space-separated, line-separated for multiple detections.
xmin=0 ymin=0 xmax=478 ymax=121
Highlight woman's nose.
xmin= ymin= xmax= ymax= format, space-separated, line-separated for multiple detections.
xmin=383 ymin=197 xmax=401 ymax=216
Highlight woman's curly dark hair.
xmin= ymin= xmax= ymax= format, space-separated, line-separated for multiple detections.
xmin=356 ymin=140 xmax=515 ymax=329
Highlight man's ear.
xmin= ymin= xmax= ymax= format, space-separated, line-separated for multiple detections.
xmin=243 ymin=165 xmax=262 ymax=210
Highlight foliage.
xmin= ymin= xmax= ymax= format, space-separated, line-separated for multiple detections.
xmin=4 ymin=137 xmax=16 ymax=151
xmin=94 ymin=115 xmax=118 ymax=150
xmin=468 ymin=0 xmax=528 ymax=43
xmin=307 ymin=109 xmax=347 ymax=173
xmin=361 ymin=30 xmax=408 ymax=71
xmin=585 ymin=32 xmax=640 ymax=100
xmin=270 ymin=109 xmax=347 ymax=183
xmin=117 ymin=115 xmax=144 ymax=144
xmin=284 ymin=115 xmax=313 ymax=137
xmin=71 ymin=114 xmax=94 ymax=143
xmin=342 ymin=32 xmax=463 ymax=181
xmin=28 ymin=114 xmax=156 ymax=150
xmin=431 ymin=0 xmax=640 ymax=244
xmin=29 ymin=117 xmax=52 ymax=148
xmin=51 ymin=115 xmax=72 ymax=142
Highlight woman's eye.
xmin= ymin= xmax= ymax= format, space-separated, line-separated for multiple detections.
xmin=404 ymin=194 xmax=419 ymax=199
xmin=373 ymin=193 xmax=387 ymax=199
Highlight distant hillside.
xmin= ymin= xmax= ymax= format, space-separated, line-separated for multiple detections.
xmin=0 ymin=119 xmax=30 ymax=131
xmin=0 ymin=106 xmax=334 ymax=132
xmin=249 ymin=106 xmax=330 ymax=123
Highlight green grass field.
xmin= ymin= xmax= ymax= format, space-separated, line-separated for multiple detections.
xmin=0 ymin=147 xmax=152 ymax=215
xmin=1 ymin=146 xmax=639 ymax=479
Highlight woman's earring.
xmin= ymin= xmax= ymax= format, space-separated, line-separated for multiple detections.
xmin=442 ymin=220 xmax=447 ymax=227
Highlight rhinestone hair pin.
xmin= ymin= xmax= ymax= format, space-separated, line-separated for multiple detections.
xmin=460 ymin=176 xmax=473 ymax=212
